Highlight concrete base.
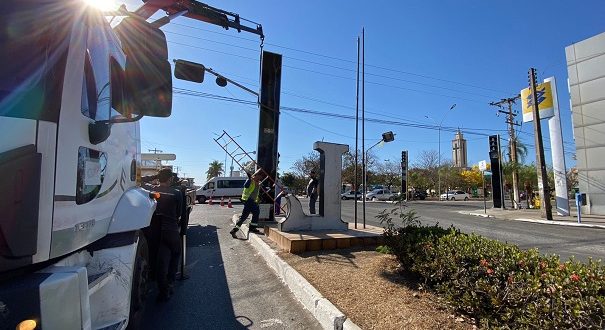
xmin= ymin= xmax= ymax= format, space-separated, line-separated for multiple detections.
xmin=278 ymin=195 xmax=348 ymax=231
xmin=267 ymin=222 xmax=383 ymax=253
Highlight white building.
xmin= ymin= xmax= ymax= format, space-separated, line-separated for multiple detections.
xmin=566 ymin=31 xmax=605 ymax=215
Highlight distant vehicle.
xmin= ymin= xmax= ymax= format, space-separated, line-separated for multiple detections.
xmin=341 ymin=190 xmax=362 ymax=200
xmin=440 ymin=190 xmax=470 ymax=201
xmin=365 ymin=189 xmax=396 ymax=201
xmin=196 ymin=176 xmax=247 ymax=203
xmin=413 ymin=191 xmax=427 ymax=200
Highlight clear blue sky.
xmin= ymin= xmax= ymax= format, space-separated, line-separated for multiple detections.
xmin=120 ymin=0 xmax=604 ymax=185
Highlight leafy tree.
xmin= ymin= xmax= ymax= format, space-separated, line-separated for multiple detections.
xmin=291 ymin=152 xmax=320 ymax=178
xmin=374 ymin=160 xmax=401 ymax=191
xmin=206 ymin=160 xmax=224 ymax=179
xmin=460 ymin=167 xmax=483 ymax=190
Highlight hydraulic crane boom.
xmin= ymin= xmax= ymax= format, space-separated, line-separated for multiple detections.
xmin=133 ymin=0 xmax=263 ymax=38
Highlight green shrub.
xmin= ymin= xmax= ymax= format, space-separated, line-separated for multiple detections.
xmin=381 ymin=214 xmax=605 ymax=329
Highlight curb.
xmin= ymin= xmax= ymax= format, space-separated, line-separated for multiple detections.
xmin=465 ymin=212 xmax=494 ymax=218
xmin=247 ymin=232 xmax=360 ymax=330
xmin=465 ymin=212 xmax=605 ymax=229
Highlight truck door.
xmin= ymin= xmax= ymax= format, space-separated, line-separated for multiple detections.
xmin=51 ymin=18 xmax=132 ymax=258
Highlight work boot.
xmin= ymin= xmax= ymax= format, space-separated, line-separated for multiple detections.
xmin=229 ymin=227 xmax=239 ymax=238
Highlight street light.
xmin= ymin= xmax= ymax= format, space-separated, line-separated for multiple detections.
xmin=230 ymin=151 xmax=256 ymax=176
xmin=425 ymin=104 xmax=456 ymax=200
xmin=363 ymin=131 xmax=395 ymax=228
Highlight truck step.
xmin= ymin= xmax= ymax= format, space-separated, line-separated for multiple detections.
xmin=88 ymin=267 xmax=114 ymax=295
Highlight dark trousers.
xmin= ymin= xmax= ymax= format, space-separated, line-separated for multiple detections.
xmin=309 ymin=194 xmax=317 ymax=214
xmin=236 ymin=199 xmax=259 ymax=228
xmin=157 ymin=230 xmax=181 ymax=296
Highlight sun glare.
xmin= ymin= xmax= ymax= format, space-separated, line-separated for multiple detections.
xmin=84 ymin=0 xmax=118 ymax=11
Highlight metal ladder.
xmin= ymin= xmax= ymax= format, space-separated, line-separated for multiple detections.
xmin=213 ymin=130 xmax=287 ymax=214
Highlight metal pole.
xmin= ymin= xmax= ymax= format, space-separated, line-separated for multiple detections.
xmin=362 ymin=28 xmax=366 ymax=229
xmin=529 ymin=68 xmax=553 ymax=220
xmin=438 ymin=126 xmax=441 ymax=200
xmin=179 ymin=234 xmax=187 ymax=280
xmin=482 ymin=171 xmax=487 ymax=214
xmin=354 ymin=36 xmax=360 ymax=229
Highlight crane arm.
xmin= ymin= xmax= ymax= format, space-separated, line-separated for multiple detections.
xmin=133 ymin=0 xmax=263 ymax=38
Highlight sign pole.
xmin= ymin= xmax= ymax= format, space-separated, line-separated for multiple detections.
xmin=482 ymin=171 xmax=487 ymax=214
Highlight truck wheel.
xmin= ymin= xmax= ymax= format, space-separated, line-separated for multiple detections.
xmin=127 ymin=232 xmax=149 ymax=330
xmin=197 ymin=196 xmax=206 ymax=204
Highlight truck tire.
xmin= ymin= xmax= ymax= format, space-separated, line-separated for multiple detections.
xmin=197 ymin=196 xmax=206 ymax=204
xmin=127 ymin=232 xmax=149 ymax=330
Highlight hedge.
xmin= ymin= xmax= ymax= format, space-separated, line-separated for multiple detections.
xmin=377 ymin=208 xmax=605 ymax=329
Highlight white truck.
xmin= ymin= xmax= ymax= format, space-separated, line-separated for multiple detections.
xmin=0 ymin=1 xmax=262 ymax=329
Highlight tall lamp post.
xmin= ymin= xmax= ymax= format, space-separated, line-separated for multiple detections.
xmin=425 ymin=104 xmax=456 ymax=200
xmin=230 ymin=151 xmax=256 ymax=176
xmin=363 ymin=131 xmax=395 ymax=228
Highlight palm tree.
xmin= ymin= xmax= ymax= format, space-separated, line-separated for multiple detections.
xmin=206 ymin=160 xmax=224 ymax=179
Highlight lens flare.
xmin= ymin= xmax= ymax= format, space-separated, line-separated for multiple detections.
xmin=83 ymin=0 xmax=117 ymax=11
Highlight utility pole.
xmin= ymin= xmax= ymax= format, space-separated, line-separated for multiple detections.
xmin=528 ymin=68 xmax=553 ymax=220
xmin=490 ymin=96 xmax=521 ymax=209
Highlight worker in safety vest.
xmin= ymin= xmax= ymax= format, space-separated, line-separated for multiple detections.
xmin=230 ymin=169 xmax=265 ymax=238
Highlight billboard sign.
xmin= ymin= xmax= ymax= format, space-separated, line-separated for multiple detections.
xmin=521 ymin=80 xmax=555 ymax=122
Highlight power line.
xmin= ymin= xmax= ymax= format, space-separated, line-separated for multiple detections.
xmin=165 ymin=29 xmax=498 ymax=100
xmin=172 ymin=88 xmax=507 ymax=137
xmin=169 ymin=21 xmax=511 ymax=94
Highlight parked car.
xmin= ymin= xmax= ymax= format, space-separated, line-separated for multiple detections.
xmin=413 ymin=191 xmax=427 ymax=200
xmin=365 ymin=189 xmax=396 ymax=201
xmin=440 ymin=190 xmax=470 ymax=201
xmin=341 ymin=190 xmax=362 ymax=200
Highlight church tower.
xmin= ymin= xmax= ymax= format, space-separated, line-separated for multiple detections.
xmin=452 ymin=130 xmax=467 ymax=168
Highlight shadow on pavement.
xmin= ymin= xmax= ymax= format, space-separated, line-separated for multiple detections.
xmin=142 ymin=224 xmax=249 ymax=329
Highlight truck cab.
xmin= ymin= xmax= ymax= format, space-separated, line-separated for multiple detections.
xmin=1 ymin=1 xmax=172 ymax=328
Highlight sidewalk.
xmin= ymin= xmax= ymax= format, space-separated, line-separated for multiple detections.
xmin=465 ymin=205 xmax=605 ymax=229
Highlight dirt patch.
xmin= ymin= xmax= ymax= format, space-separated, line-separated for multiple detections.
xmin=279 ymin=249 xmax=474 ymax=330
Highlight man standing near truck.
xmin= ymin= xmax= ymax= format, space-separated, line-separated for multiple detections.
xmin=152 ymin=168 xmax=183 ymax=301
xmin=230 ymin=169 xmax=265 ymax=238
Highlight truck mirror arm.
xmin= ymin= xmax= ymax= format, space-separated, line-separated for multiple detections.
xmin=89 ymin=114 xmax=144 ymax=145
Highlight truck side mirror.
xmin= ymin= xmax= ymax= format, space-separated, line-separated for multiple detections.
xmin=174 ymin=60 xmax=205 ymax=83
xmin=115 ymin=17 xmax=172 ymax=118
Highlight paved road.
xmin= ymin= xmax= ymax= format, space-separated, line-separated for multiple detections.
xmin=336 ymin=199 xmax=605 ymax=261
xmin=142 ymin=205 xmax=321 ymax=330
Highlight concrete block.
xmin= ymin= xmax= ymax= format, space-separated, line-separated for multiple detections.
xmin=343 ymin=318 xmax=362 ymax=330
xmin=307 ymin=240 xmax=322 ymax=251
xmin=315 ymin=298 xmax=346 ymax=330
xmin=336 ymin=238 xmax=351 ymax=249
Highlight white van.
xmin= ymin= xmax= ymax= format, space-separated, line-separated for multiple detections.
xmin=196 ymin=176 xmax=248 ymax=203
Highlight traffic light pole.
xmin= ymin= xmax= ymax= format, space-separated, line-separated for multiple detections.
xmin=401 ymin=151 xmax=408 ymax=202
xmin=529 ymin=68 xmax=553 ymax=220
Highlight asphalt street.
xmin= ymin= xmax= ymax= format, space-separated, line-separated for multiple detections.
xmin=337 ymin=199 xmax=605 ymax=262
xmin=142 ymin=205 xmax=321 ymax=330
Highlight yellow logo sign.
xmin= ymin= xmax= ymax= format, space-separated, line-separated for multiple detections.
xmin=520 ymin=81 xmax=554 ymax=122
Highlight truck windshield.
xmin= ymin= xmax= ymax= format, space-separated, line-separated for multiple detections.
xmin=0 ymin=2 xmax=71 ymax=122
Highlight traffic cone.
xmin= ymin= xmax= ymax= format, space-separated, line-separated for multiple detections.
xmin=220 ymin=197 xmax=225 ymax=207
xmin=208 ymin=197 xmax=213 ymax=205
xmin=227 ymin=198 xmax=233 ymax=208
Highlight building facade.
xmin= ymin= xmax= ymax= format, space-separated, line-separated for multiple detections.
xmin=566 ymin=31 xmax=605 ymax=215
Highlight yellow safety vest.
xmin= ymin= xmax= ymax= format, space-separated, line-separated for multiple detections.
xmin=242 ymin=180 xmax=260 ymax=203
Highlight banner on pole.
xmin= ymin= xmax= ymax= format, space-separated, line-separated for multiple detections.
xmin=521 ymin=81 xmax=555 ymax=122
